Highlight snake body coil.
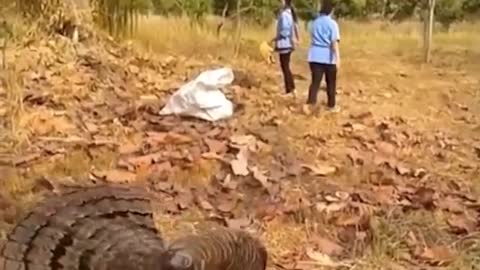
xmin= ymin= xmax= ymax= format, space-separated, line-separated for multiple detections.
xmin=159 ymin=227 xmax=267 ymax=270
xmin=0 ymin=185 xmax=165 ymax=270
xmin=0 ymin=185 xmax=268 ymax=270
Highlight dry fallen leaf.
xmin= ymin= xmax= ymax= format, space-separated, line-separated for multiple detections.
xmin=335 ymin=213 xmax=370 ymax=230
xmin=396 ymin=163 xmax=411 ymax=176
xmin=412 ymin=187 xmax=436 ymax=209
xmin=315 ymin=202 xmax=348 ymax=213
xmin=197 ymin=199 xmax=214 ymax=211
xmin=92 ymin=169 xmax=137 ymax=183
xmin=417 ymin=245 xmax=456 ymax=266
xmin=437 ymin=196 xmax=464 ymax=213
xmin=129 ymin=64 xmax=140 ymax=74
xmin=204 ymin=138 xmax=227 ymax=154
xmin=135 ymin=163 xmax=152 ymax=181
xmin=150 ymin=161 xmax=172 ymax=174
xmin=217 ymin=198 xmax=238 ymax=213
xmin=230 ymin=148 xmax=249 ymax=176
xmin=269 ymin=165 xmax=287 ymax=182
xmin=201 ymin=152 xmax=224 ymax=160
xmin=230 ymin=134 xmax=257 ymax=146
xmin=372 ymin=186 xmax=397 ymax=205
xmin=231 ymin=159 xmax=249 ymax=176
xmin=225 ymin=217 xmax=251 ymax=229
xmin=13 ymin=153 xmax=42 ymax=166
xmin=126 ymin=152 xmax=164 ymax=167
xmin=146 ymin=131 xmax=192 ymax=144
xmin=302 ymin=248 xmax=351 ymax=268
xmin=301 ymin=164 xmax=337 ymax=176
xmin=376 ymin=141 xmax=396 ymax=155
xmin=250 ymin=166 xmax=270 ymax=188
xmin=154 ymin=181 xmax=173 ymax=192
xmin=255 ymin=203 xmax=281 ymax=221
xmin=220 ymin=174 xmax=238 ymax=190
xmin=347 ymin=149 xmax=364 ymax=166
xmin=32 ymin=177 xmax=56 ymax=193
xmin=165 ymin=132 xmax=193 ymax=144
xmin=413 ymin=168 xmax=427 ymax=178
xmin=118 ymin=143 xmax=141 ymax=155
xmin=311 ymin=236 xmax=344 ymax=256
xmin=145 ymin=132 xmax=168 ymax=143
xmin=286 ymin=159 xmax=303 ymax=176
xmin=447 ymin=215 xmax=477 ymax=234
xmin=175 ymin=192 xmax=194 ymax=210
xmin=164 ymin=199 xmax=181 ymax=214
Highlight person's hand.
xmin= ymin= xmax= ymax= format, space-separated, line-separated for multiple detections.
xmin=336 ymin=59 xmax=341 ymax=70
xmin=270 ymin=37 xmax=276 ymax=46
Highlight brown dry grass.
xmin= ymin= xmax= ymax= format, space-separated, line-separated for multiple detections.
xmin=1 ymin=14 xmax=479 ymax=269
xmin=133 ymin=16 xmax=480 ymax=61
xmin=129 ymin=16 xmax=480 ymax=269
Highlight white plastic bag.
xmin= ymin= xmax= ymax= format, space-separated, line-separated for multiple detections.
xmin=159 ymin=67 xmax=235 ymax=122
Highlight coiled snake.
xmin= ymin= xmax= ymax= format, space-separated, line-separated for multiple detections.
xmin=0 ymin=185 xmax=267 ymax=270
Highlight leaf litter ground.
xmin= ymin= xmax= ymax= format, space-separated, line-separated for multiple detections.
xmin=0 ymin=31 xmax=479 ymax=269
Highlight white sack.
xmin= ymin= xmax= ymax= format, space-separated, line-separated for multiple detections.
xmin=159 ymin=67 xmax=234 ymax=122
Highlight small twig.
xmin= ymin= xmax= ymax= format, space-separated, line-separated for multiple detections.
xmin=216 ymin=2 xmax=229 ymax=36
xmin=303 ymin=216 xmax=312 ymax=239
xmin=450 ymin=232 xmax=480 ymax=248
xmin=1 ymin=39 xmax=6 ymax=69
xmin=228 ymin=5 xmax=255 ymax=20
xmin=297 ymin=259 xmax=353 ymax=268
xmin=1 ymin=20 xmax=13 ymax=70
xmin=37 ymin=136 xmax=118 ymax=146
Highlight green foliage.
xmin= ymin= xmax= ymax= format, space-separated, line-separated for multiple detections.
xmin=462 ymin=0 xmax=480 ymax=14
xmin=294 ymin=0 xmax=317 ymax=22
xmin=387 ymin=0 xmax=421 ymax=21
xmin=180 ymin=0 xmax=213 ymax=21
xmin=90 ymin=0 xmax=151 ymax=36
xmin=151 ymin=0 xmax=179 ymax=15
xmin=151 ymin=0 xmax=212 ymax=22
xmin=248 ymin=0 xmax=278 ymax=26
xmin=10 ymin=0 xmax=480 ymax=36
xmin=211 ymin=0 xmax=278 ymax=25
xmin=435 ymin=0 xmax=465 ymax=29
xmin=335 ymin=0 xmax=368 ymax=18
xmin=0 ymin=20 xmax=14 ymax=39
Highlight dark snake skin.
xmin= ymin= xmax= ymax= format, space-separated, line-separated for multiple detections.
xmin=0 ymin=185 xmax=268 ymax=270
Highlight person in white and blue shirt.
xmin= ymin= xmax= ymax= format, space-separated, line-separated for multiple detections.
xmin=306 ymin=0 xmax=341 ymax=112
xmin=272 ymin=0 xmax=299 ymax=96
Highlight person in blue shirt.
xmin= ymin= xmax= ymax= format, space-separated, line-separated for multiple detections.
xmin=306 ymin=0 xmax=341 ymax=112
xmin=272 ymin=0 xmax=299 ymax=96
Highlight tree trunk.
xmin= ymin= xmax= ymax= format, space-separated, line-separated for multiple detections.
xmin=423 ymin=0 xmax=436 ymax=63
xmin=216 ymin=2 xmax=229 ymax=37
xmin=1 ymin=39 xmax=6 ymax=70
xmin=234 ymin=0 xmax=242 ymax=57
xmin=381 ymin=0 xmax=388 ymax=18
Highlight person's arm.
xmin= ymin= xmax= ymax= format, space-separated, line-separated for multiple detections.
xmin=270 ymin=13 xmax=283 ymax=44
xmin=294 ymin=23 xmax=300 ymax=44
xmin=332 ymin=41 xmax=340 ymax=68
xmin=331 ymin=21 xmax=341 ymax=68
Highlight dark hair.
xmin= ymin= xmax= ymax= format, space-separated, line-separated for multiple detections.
xmin=284 ymin=0 xmax=298 ymax=23
xmin=319 ymin=0 xmax=334 ymax=15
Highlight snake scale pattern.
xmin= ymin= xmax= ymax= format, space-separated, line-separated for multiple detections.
xmin=0 ymin=184 xmax=267 ymax=270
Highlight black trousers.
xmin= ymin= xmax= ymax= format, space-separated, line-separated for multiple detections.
xmin=307 ymin=62 xmax=337 ymax=107
xmin=279 ymin=52 xmax=295 ymax=93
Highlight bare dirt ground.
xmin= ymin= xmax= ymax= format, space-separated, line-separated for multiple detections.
xmin=0 ymin=24 xmax=479 ymax=269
